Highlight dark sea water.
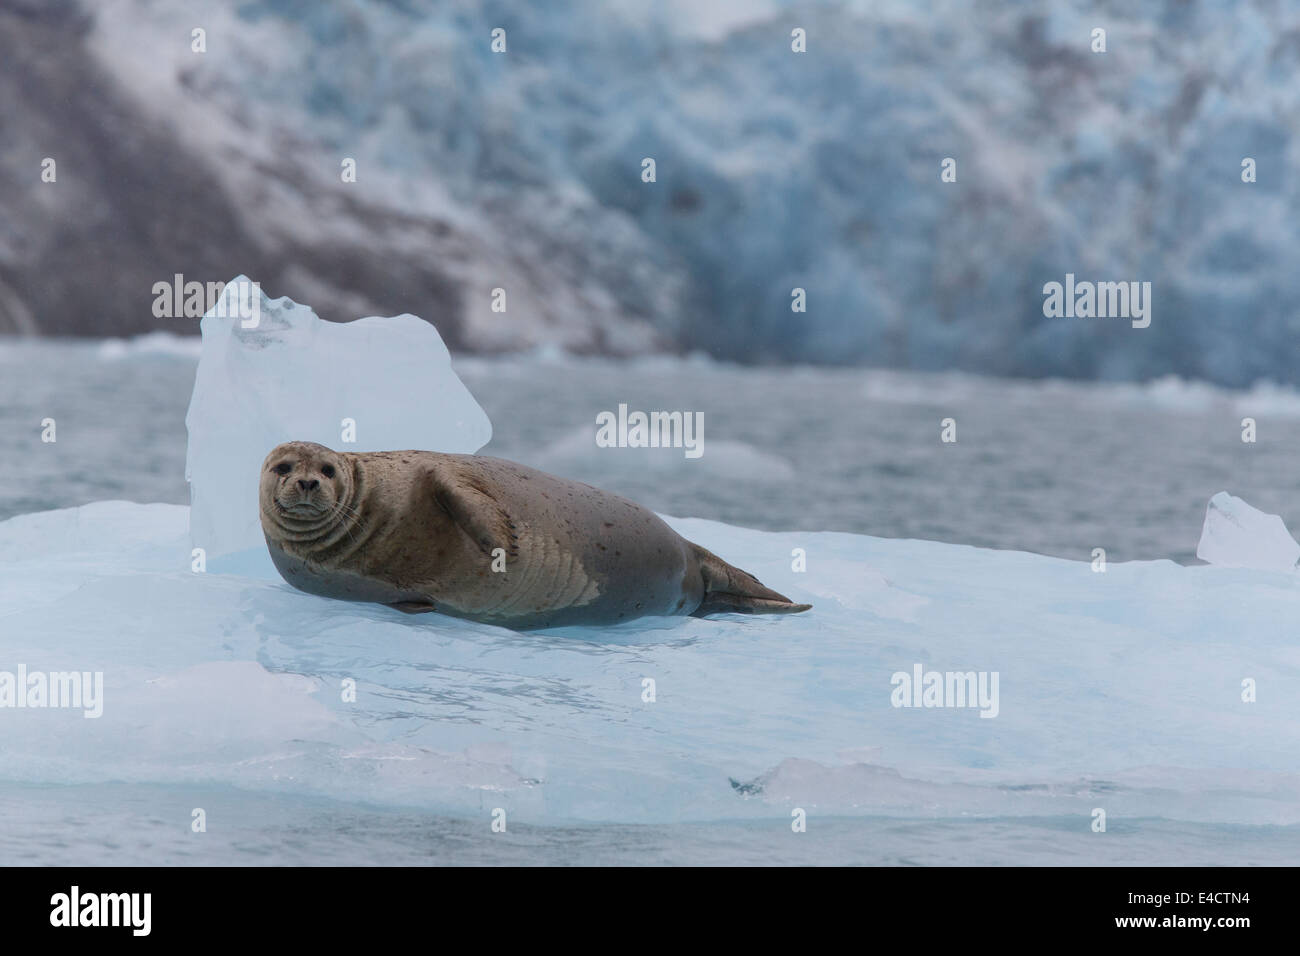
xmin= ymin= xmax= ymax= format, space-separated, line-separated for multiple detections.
xmin=4 ymin=339 xmax=1300 ymax=564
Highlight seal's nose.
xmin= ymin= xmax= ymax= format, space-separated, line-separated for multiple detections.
xmin=297 ymin=478 xmax=320 ymax=492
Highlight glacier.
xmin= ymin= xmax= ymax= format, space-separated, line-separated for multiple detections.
xmin=52 ymin=0 xmax=1300 ymax=385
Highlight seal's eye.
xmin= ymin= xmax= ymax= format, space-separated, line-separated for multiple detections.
xmin=273 ymin=462 xmax=292 ymax=476
xmin=321 ymin=464 xmax=336 ymax=479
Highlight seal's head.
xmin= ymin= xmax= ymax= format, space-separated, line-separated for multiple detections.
xmin=259 ymin=441 xmax=353 ymax=532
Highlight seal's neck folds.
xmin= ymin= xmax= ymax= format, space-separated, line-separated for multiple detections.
xmin=269 ymin=458 xmax=366 ymax=558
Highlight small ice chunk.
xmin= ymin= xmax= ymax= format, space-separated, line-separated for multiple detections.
xmin=184 ymin=277 xmax=491 ymax=558
xmin=1196 ymin=491 xmax=1300 ymax=571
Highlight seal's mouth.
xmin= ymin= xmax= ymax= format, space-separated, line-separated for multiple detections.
xmin=276 ymin=498 xmax=329 ymax=517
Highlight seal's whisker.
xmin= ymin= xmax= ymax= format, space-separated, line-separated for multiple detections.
xmin=331 ymin=501 xmax=366 ymax=549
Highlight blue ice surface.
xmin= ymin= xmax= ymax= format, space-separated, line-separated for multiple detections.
xmin=2 ymin=498 xmax=1298 ymax=834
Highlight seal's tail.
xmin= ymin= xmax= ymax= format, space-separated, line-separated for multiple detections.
xmin=690 ymin=544 xmax=812 ymax=617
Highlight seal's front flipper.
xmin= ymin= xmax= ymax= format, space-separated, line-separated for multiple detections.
xmin=425 ymin=465 xmax=520 ymax=559
xmin=690 ymin=544 xmax=812 ymax=617
xmin=388 ymin=600 xmax=437 ymax=614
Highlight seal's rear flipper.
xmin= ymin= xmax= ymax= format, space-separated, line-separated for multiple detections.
xmin=690 ymin=544 xmax=812 ymax=617
xmin=694 ymin=593 xmax=813 ymax=616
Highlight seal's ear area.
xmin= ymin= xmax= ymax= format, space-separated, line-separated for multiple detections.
xmin=424 ymin=465 xmax=521 ymax=559
xmin=261 ymin=443 xmax=294 ymax=470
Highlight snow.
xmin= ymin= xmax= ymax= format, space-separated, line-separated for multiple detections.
xmin=184 ymin=279 xmax=490 ymax=559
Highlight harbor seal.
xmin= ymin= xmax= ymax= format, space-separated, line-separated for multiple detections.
xmin=258 ymin=441 xmax=811 ymax=629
